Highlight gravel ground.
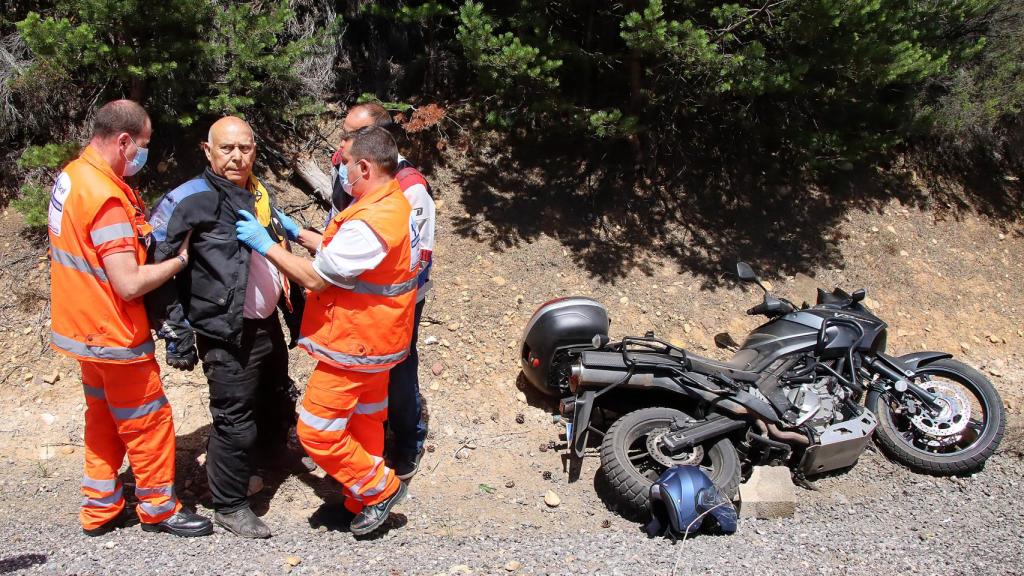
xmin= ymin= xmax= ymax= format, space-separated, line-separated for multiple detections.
xmin=1 ymin=448 xmax=1022 ymax=576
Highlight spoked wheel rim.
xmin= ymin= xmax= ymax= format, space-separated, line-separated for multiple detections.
xmin=885 ymin=366 xmax=993 ymax=457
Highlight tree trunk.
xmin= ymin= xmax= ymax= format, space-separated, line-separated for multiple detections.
xmin=293 ymin=157 xmax=332 ymax=206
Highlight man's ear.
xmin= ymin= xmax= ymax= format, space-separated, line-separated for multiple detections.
xmin=201 ymin=142 xmax=213 ymax=164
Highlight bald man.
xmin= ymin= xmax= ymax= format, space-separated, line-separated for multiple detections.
xmin=146 ymin=117 xmax=304 ymax=538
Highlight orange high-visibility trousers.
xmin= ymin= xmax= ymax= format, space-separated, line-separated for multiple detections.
xmin=296 ymin=361 xmax=399 ymax=513
xmin=80 ymin=359 xmax=181 ymax=530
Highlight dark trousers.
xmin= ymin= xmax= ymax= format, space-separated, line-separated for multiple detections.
xmin=197 ymin=314 xmax=294 ymax=513
xmin=387 ymin=299 xmax=427 ymax=462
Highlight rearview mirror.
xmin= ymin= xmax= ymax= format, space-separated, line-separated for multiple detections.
xmin=851 ymin=288 xmax=866 ymax=303
xmin=736 ymin=262 xmax=758 ymax=283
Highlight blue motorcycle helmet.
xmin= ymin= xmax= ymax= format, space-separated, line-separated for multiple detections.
xmin=645 ymin=465 xmax=738 ymax=541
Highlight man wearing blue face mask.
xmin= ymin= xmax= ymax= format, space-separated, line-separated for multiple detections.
xmin=329 ymin=103 xmax=436 ymax=480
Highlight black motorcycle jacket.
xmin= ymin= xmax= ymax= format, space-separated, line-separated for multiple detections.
xmin=144 ymin=168 xmax=304 ymax=347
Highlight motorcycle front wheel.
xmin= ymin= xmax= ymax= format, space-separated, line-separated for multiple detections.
xmin=599 ymin=407 xmax=741 ymax=518
xmin=867 ymin=358 xmax=1005 ymax=475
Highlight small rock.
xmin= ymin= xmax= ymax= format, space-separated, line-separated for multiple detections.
xmin=449 ymin=566 xmax=471 ymax=575
xmin=247 ymin=475 xmax=264 ymax=496
xmin=40 ymin=413 xmax=56 ymax=425
xmin=103 ymin=541 xmax=115 ymax=549
xmin=505 ymin=560 xmax=521 ymax=572
xmin=492 ymin=276 xmax=507 ymax=287
xmin=542 ymin=471 xmax=552 ymax=480
xmin=601 ymin=519 xmax=611 ymax=528
xmin=515 ymin=413 xmax=525 ymax=424
xmin=960 ymin=342 xmax=971 ymax=353
xmin=426 ymin=444 xmax=436 ymax=453
xmin=196 ymin=452 xmax=207 ymax=466
xmin=538 ymin=443 xmax=549 ymax=453
xmin=988 ymin=334 xmax=1002 ymax=344
xmin=886 ymin=225 xmax=896 ymax=234
xmin=505 ymin=480 xmax=515 ymax=488
xmin=429 ymin=382 xmax=440 ymax=391
xmin=43 ymin=371 xmax=60 ymax=384
xmin=423 ymin=335 xmax=439 ymax=345
xmin=515 ymin=391 xmax=527 ymax=403
xmin=899 ymin=250 xmax=909 ymax=257
xmin=516 ymin=295 xmax=524 ymax=305
xmin=447 ymin=322 xmax=461 ymax=331
xmin=619 ymin=296 xmax=629 ymax=304
xmin=870 ymin=226 xmax=880 ymax=233
xmin=60 ymin=446 xmax=75 ymax=455
xmin=683 ymin=324 xmax=692 ymax=334
xmin=284 ymin=556 xmax=301 ymax=567
xmin=23 ymin=373 xmax=33 ymax=382
xmin=23 ymin=327 xmax=32 ymax=335
xmin=544 ymin=490 xmax=561 ymax=507
xmin=432 ymin=362 xmax=445 ymax=376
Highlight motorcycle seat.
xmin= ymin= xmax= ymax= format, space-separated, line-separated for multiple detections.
xmin=685 ymin=349 xmax=760 ymax=381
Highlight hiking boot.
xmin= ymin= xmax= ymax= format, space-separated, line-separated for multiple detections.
xmin=140 ymin=509 xmax=213 ymax=538
xmin=350 ymin=482 xmax=408 ymax=536
xmin=309 ymin=502 xmax=357 ymax=531
xmin=214 ymin=506 xmax=272 ymax=539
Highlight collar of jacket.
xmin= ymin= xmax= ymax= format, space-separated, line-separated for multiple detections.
xmin=81 ymin=145 xmax=144 ymax=211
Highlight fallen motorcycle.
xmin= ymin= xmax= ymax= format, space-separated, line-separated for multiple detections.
xmin=519 ymin=263 xmax=1005 ymax=516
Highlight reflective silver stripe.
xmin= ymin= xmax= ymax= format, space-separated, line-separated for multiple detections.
xmin=110 ymin=396 xmax=168 ymax=421
xmin=90 ymin=222 xmax=135 ymax=245
xmin=354 ymin=399 xmax=388 ymax=415
xmin=82 ymin=486 xmax=123 ymax=508
xmin=139 ymin=497 xmax=177 ymax=517
xmin=350 ymin=276 xmax=418 ymax=297
xmin=51 ymin=331 xmax=154 ymax=361
xmin=51 ymin=247 xmax=108 ymax=282
xmin=135 ymin=485 xmax=174 ymax=499
xmin=82 ymin=383 xmax=106 ymax=400
xmin=361 ymin=470 xmax=391 ymax=497
xmin=297 ymin=337 xmax=407 ymax=370
xmin=81 ymin=475 xmax=117 ymax=493
xmin=298 ymin=405 xmax=349 ymax=432
xmin=352 ymin=457 xmax=383 ymax=492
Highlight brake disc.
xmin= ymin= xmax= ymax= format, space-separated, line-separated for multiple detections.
xmin=646 ymin=427 xmax=705 ymax=468
xmin=910 ymin=382 xmax=972 ymax=439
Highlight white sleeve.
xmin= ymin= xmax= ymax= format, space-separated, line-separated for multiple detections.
xmin=403 ymin=182 xmax=436 ymax=254
xmin=312 ymin=220 xmax=387 ymax=288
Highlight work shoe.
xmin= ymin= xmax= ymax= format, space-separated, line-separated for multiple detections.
xmin=394 ymin=449 xmax=424 ymax=481
xmin=83 ymin=508 xmax=137 ymax=537
xmin=350 ymin=481 xmax=407 ymax=536
xmin=214 ymin=506 xmax=272 ymax=539
xmin=140 ymin=509 xmax=213 ymax=538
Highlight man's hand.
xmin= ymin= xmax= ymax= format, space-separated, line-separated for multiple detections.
xmin=274 ymin=208 xmax=301 ymax=241
xmin=235 ymin=210 xmax=275 ymax=255
xmin=157 ymin=322 xmax=198 ymax=371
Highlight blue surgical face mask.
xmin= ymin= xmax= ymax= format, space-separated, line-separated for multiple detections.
xmin=123 ymin=135 xmax=148 ymax=177
xmin=342 ymin=160 xmax=363 ymax=196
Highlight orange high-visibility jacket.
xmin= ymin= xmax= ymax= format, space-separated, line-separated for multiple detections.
xmin=298 ymin=179 xmax=417 ymax=372
xmin=48 ymin=145 xmax=155 ymax=363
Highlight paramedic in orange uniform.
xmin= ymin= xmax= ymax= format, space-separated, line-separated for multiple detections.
xmin=234 ymin=126 xmax=418 ymax=536
xmin=48 ymin=100 xmax=212 ymax=537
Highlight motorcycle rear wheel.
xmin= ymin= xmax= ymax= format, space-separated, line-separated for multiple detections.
xmin=600 ymin=407 xmax=741 ymax=518
xmin=867 ymin=358 xmax=1005 ymax=475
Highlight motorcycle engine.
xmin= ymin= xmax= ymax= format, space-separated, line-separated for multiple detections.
xmin=784 ymin=376 xmax=847 ymax=432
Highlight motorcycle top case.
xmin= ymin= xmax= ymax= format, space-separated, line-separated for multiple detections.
xmin=520 ymin=297 xmax=609 ymax=395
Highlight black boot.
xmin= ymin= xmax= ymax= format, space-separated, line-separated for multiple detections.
xmin=215 ymin=506 xmax=272 ymax=539
xmin=83 ymin=508 xmax=137 ymax=537
xmin=141 ymin=509 xmax=213 ymax=537
xmin=350 ymin=482 xmax=407 ymax=536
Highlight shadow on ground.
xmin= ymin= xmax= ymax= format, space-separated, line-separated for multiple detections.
xmin=450 ymin=134 xmax=1023 ymax=285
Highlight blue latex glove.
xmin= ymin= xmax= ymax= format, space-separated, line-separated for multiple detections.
xmin=235 ymin=210 xmax=275 ymax=255
xmin=274 ymin=207 xmax=301 ymax=241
